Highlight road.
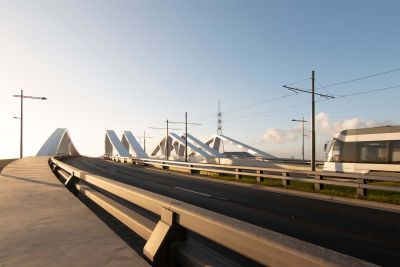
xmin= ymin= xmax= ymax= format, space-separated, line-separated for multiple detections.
xmin=64 ymin=156 xmax=400 ymax=266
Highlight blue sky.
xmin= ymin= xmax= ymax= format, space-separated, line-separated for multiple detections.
xmin=0 ymin=0 xmax=399 ymax=159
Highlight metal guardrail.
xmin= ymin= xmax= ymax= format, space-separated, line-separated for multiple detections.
xmin=108 ymin=156 xmax=400 ymax=198
xmin=50 ymin=157 xmax=374 ymax=267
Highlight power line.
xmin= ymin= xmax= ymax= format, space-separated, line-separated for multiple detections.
xmin=336 ymin=85 xmax=400 ymax=98
xmin=222 ymin=101 xmax=311 ymax=122
xmin=283 ymin=85 xmax=335 ymax=99
xmin=284 ymin=78 xmax=310 ymax=86
xmin=317 ymin=67 xmax=400 ymax=89
xmin=316 ymin=79 xmax=332 ymax=96
xmin=193 ymin=92 xmax=298 ymax=121
xmin=223 ymin=93 xmax=296 ymax=114
xmin=197 ymin=68 xmax=400 ymax=123
xmin=219 ymin=84 xmax=399 ymax=123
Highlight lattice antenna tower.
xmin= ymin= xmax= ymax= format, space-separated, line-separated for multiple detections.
xmin=217 ymin=101 xmax=224 ymax=153
xmin=217 ymin=101 xmax=222 ymax=135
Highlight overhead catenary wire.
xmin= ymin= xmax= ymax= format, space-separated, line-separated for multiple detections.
xmin=192 ymin=91 xmax=298 ymax=121
xmin=195 ymin=67 xmax=399 ymax=120
xmin=335 ymin=85 xmax=400 ymax=98
xmin=223 ymin=92 xmax=297 ymax=114
xmin=316 ymin=67 xmax=400 ymax=89
xmin=215 ymin=84 xmax=400 ymax=123
xmin=195 ymin=68 xmax=399 ymax=123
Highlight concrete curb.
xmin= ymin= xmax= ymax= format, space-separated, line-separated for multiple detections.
xmin=131 ymin=162 xmax=400 ymax=214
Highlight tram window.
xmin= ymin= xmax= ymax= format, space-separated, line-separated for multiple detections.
xmin=359 ymin=142 xmax=387 ymax=163
xmin=341 ymin=142 xmax=357 ymax=162
xmin=331 ymin=140 xmax=342 ymax=161
xmin=391 ymin=141 xmax=400 ymax=162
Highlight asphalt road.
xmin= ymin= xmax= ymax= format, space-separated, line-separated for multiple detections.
xmin=64 ymin=156 xmax=400 ymax=266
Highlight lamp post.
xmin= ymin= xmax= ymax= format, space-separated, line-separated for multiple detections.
xmin=292 ymin=118 xmax=307 ymax=160
xmin=12 ymin=90 xmax=47 ymax=158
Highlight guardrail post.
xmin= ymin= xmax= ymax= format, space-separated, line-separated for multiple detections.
xmin=314 ymin=174 xmax=323 ymax=191
xmin=189 ymin=164 xmax=195 ymax=174
xmin=64 ymin=171 xmax=79 ymax=195
xmin=161 ymin=161 xmax=167 ymax=170
xmin=143 ymin=208 xmax=185 ymax=266
xmin=256 ymin=170 xmax=264 ymax=182
xmin=356 ymin=178 xmax=366 ymax=198
xmin=51 ymin=164 xmax=59 ymax=172
xmin=282 ymin=172 xmax=290 ymax=187
xmin=235 ymin=168 xmax=242 ymax=180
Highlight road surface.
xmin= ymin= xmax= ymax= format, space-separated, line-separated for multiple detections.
xmin=63 ymin=156 xmax=400 ymax=266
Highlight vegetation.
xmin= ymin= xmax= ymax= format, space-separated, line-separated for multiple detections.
xmin=195 ymin=170 xmax=400 ymax=205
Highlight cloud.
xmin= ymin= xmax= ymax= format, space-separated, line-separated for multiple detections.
xmin=316 ymin=112 xmax=391 ymax=135
xmin=262 ymin=127 xmax=302 ymax=144
xmin=262 ymin=112 xmax=393 ymax=144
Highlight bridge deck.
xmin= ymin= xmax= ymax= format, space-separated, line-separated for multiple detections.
xmin=0 ymin=157 xmax=149 ymax=267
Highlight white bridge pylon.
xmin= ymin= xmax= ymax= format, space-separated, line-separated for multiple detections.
xmin=37 ymin=128 xmax=79 ymax=156
xmin=205 ymin=134 xmax=276 ymax=159
xmin=182 ymin=133 xmax=222 ymax=157
xmin=121 ymin=131 xmax=148 ymax=158
xmin=151 ymin=132 xmax=210 ymax=159
xmin=105 ymin=130 xmax=130 ymax=157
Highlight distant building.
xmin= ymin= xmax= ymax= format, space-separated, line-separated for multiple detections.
xmin=222 ymin=151 xmax=256 ymax=159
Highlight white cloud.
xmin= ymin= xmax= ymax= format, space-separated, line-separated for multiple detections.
xmin=316 ymin=112 xmax=391 ymax=135
xmin=262 ymin=112 xmax=393 ymax=144
xmin=262 ymin=127 xmax=301 ymax=144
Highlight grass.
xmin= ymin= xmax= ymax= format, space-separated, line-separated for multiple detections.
xmin=192 ymin=169 xmax=400 ymax=205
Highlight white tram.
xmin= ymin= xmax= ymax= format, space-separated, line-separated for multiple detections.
xmin=323 ymin=126 xmax=400 ymax=174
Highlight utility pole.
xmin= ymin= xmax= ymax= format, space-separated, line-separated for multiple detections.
xmin=144 ymin=131 xmax=147 ymax=153
xmin=283 ymin=71 xmax=334 ymax=171
xmin=166 ymin=119 xmax=169 ymax=160
xmin=20 ymin=90 xmax=23 ymax=158
xmin=12 ymin=90 xmax=47 ymax=158
xmin=311 ymin=71 xmax=316 ymax=171
xmin=169 ymin=112 xmax=201 ymax=162
xmin=136 ymin=131 xmax=154 ymax=153
xmin=149 ymin=122 xmax=180 ymax=160
xmin=292 ymin=118 xmax=307 ymax=160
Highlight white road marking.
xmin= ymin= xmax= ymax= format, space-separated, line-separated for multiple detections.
xmin=175 ymin=186 xmax=212 ymax=197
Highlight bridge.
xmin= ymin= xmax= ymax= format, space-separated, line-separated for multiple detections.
xmin=1 ymin=128 xmax=399 ymax=266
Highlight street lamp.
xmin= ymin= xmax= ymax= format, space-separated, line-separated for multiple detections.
xmin=13 ymin=90 xmax=47 ymax=158
xmin=292 ymin=118 xmax=307 ymax=160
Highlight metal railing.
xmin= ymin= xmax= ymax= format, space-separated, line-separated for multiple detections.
xmin=107 ymin=156 xmax=400 ymax=198
xmin=50 ymin=157 xmax=374 ymax=267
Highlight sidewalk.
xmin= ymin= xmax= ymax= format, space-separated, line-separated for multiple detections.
xmin=0 ymin=157 xmax=149 ymax=267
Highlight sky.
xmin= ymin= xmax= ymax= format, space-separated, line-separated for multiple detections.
xmin=0 ymin=0 xmax=399 ymax=160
